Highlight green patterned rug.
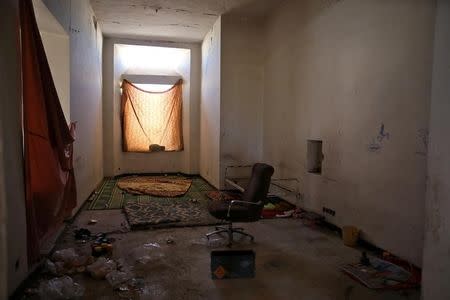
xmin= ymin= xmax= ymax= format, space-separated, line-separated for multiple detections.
xmin=87 ymin=176 xmax=215 ymax=210
xmin=123 ymin=196 xmax=223 ymax=229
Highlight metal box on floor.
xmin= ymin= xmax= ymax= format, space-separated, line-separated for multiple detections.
xmin=211 ymin=250 xmax=255 ymax=279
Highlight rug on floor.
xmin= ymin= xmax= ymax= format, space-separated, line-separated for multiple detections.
xmin=87 ymin=176 xmax=215 ymax=210
xmin=117 ymin=176 xmax=192 ymax=197
xmin=205 ymin=191 xmax=296 ymax=218
xmin=123 ymin=196 xmax=222 ymax=229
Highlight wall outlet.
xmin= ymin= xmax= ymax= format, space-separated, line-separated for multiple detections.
xmin=322 ymin=207 xmax=336 ymax=216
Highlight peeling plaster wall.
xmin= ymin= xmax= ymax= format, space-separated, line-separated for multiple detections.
xmin=219 ymin=14 xmax=265 ymax=187
xmin=262 ymin=0 xmax=435 ymax=266
xmin=0 ymin=0 xmax=28 ymax=295
xmin=422 ymin=1 xmax=450 ymax=299
xmin=200 ymin=17 xmax=221 ymax=187
xmin=43 ymin=0 xmax=104 ymax=213
xmin=102 ymin=38 xmax=201 ymax=175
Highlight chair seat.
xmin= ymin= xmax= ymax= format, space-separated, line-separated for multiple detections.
xmin=208 ymin=200 xmax=260 ymax=222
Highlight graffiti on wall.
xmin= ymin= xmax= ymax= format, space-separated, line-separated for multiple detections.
xmin=368 ymin=123 xmax=390 ymax=153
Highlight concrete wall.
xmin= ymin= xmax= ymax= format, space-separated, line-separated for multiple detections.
xmin=422 ymin=1 xmax=450 ymax=299
xmin=0 ymin=0 xmax=102 ymax=294
xmin=43 ymin=0 xmax=104 ymax=213
xmin=0 ymin=0 xmax=28 ymax=295
xmin=102 ymin=38 xmax=201 ymax=176
xmin=0 ymin=116 xmax=6 ymax=299
xmin=200 ymin=17 xmax=222 ymax=187
xmin=219 ymin=14 xmax=265 ymax=187
xmin=35 ymin=0 xmax=71 ymax=122
xmin=262 ymin=0 xmax=435 ymax=266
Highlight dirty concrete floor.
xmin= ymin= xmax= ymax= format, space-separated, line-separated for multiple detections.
xmin=18 ymin=209 xmax=419 ymax=300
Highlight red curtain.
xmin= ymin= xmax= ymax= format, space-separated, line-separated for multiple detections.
xmin=20 ymin=0 xmax=76 ymax=264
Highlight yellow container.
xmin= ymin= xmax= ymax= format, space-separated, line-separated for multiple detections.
xmin=342 ymin=226 xmax=359 ymax=247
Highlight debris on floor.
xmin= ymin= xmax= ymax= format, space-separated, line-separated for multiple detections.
xmin=46 ymin=248 xmax=94 ymax=276
xmin=91 ymin=235 xmax=114 ymax=257
xmin=129 ymin=242 xmax=165 ymax=265
xmin=74 ymin=228 xmax=91 ymax=241
xmin=38 ymin=276 xmax=85 ymax=299
xmin=88 ymin=219 xmax=98 ymax=225
xmin=340 ymin=253 xmax=420 ymax=290
xmin=298 ymin=211 xmax=325 ymax=227
xmin=86 ymin=257 xmax=117 ymax=279
xmin=275 ymin=209 xmax=295 ymax=218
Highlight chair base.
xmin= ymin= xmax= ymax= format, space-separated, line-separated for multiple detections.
xmin=206 ymin=223 xmax=254 ymax=246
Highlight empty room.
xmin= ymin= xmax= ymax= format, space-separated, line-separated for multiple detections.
xmin=1 ymin=0 xmax=449 ymax=299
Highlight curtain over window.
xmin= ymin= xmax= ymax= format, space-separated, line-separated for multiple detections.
xmin=121 ymin=79 xmax=183 ymax=152
xmin=20 ymin=0 xmax=76 ymax=263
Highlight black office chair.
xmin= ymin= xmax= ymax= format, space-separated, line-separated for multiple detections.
xmin=206 ymin=163 xmax=274 ymax=245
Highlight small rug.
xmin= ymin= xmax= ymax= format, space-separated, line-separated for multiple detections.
xmin=87 ymin=176 xmax=214 ymax=210
xmin=117 ymin=176 xmax=192 ymax=197
xmin=205 ymin=192 xmax=296 ymax=219
xmin=340 ymin=256 xmax=418 ymax=290
xmin=123 ymin=197 xmax=222 ymax=229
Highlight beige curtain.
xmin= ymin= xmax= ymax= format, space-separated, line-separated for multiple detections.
xmin=121 ymin=79 xmax=183 ymax=152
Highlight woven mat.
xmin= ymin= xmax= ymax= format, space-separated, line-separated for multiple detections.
xmin=87 ymin=176 xmax=214 ymax=210
xmin=117 ymin=176 xmax=192 ymax=197
xmin=123 ymin=196 xmax=222 ymax=230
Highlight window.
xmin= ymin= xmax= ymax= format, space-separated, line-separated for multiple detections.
xmin=121 ymin=79 xmax=183 ymax=152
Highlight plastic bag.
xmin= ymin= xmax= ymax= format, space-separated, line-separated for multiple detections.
xmin=38 ymin=276 xmax=84 ymax=299
xmin=86 ymin=257 xmax=117 ymax=279
xmin=44 ymin=259 xmax=57 ymax=275
xmin=128 ymin=243 xmax=164 ymax=265
xmin=52 ymin=248 xmax=78 ymax=264
xmin=105 ymin=270 xmax=133 ymax=288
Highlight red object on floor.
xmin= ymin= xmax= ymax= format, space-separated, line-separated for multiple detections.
xmin=20 ymin=0 xmax=76 ymax=264
xmin=382 ymin=253 xmax=422 ymax=289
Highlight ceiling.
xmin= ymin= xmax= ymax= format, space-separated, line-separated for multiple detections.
xmin=90 ymin=0 xmax=280 ymax=42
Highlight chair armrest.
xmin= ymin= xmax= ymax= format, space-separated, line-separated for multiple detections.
xmin=227 ymin=200 xmax=262 ymax=218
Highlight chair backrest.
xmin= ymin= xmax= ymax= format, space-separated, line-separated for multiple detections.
xmin=242 ymin=163 xmax=274 ymax=204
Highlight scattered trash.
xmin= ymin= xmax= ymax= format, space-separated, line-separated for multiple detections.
xmin=292 ymin=207 xmax=304 ymax=218
xmin=166 ymin=238 xmax=175 ymax=245
xmin=128 ymin=243 xmax=165 ymax=265
xmin=360 ymin=252 xmax=370 ymax=266
xmin=88 ymin=219 xmax=98 ymax=225
xmin=38 ymin=276 xmax=85 ymax=299
xmin=52 ymin=248 xmax=78 ymax=263
xmin=74 ymin=228 xmax=91 ymax=240
xmin=190 ymin=198 xmax=199 ymax=204
xmin=49 ymin=248 xmax=94 ymax=275
xmin=299 ymin=211 xmax=324 ymax=227
xmin=106 ymin=270 xmax=133 ymax=288
xmin=275 ymin=209 xmax=295 ymax=218
xmin=91 ymin=242 xmax=114 ymax=257
xmin=143 ymin=242 xmax=161 ymax=249
xmin=87 ymin=257 xmax=117 ymax=279
xmin=117 ymin=285 xmax=130 ymax=292
xmin=341 ymin=255 xmax=417 ymax=289
xmin=44 ymin=259 xmax=57 ymax=275
xmin=128 ymin=278 xmax=145 ymax=289
xmin=91 ymin=234 xmax=115 ymax=257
